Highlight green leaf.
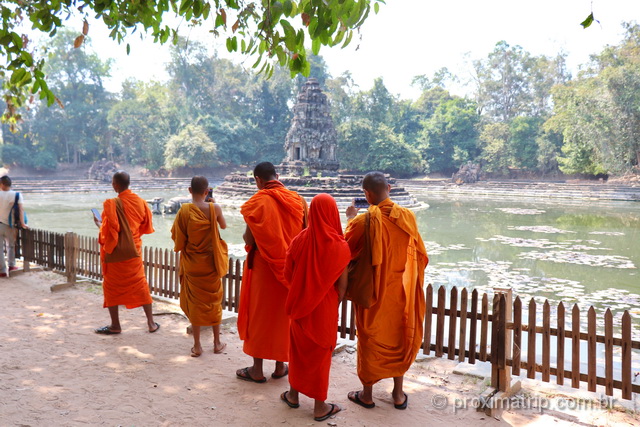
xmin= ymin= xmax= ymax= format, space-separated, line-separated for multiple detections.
xmin=283 ymin=0 xmax=293 ymax=17
xmin=311 ymin=37 xmax=321 ymax=55
xmin=374 ymin=2 xmax=379 ymax=13
xmin=342 ymin=30 xmax=353 ymax=48
xmin=19 ymin=71 xmax=32 ymax=86
xmin=179 ymin=0 xmax=193 ymax=15
xmin=580 ymin=13 xmax=594 ymax=29
xmin=10 ymin=68 xmax=26 ymax=85
xmin=126 ymin=43 xmax=131 ymax=55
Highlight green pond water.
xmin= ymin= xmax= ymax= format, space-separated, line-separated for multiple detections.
xmin=23 ymin=186 xmax=640 ymax=338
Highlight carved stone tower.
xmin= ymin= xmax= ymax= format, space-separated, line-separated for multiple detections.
xmin=281 ymin=78 xmax=339 ymax=175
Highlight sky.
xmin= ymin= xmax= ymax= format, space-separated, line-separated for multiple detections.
xmin=39 ymin=0 xmax=640 ymax=100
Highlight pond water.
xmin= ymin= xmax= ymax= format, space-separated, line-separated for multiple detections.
xmin=22 ymin=186 xmax=640 ymax=337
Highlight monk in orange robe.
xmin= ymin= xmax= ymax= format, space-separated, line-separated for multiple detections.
xmin=345 ymin=172 xmax=428 ymax=410
xmin=172 ymin=176 xmax=228 ymax=357
xmin=95 ymin=171 xmax=159 ymax=334
xmin=281 ymin=193 xmax=350 ymax=421
xmin=236 ymin=162 xmax=305 ymax=383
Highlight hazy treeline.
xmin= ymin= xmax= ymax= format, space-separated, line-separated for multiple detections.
xmin=3 ymin=23 xmax=640 ymax=177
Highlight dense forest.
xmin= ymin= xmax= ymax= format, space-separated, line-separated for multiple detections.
xmin=3 ymin=23 xmax=640 ymax=178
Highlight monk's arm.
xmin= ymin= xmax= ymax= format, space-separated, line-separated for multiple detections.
xmin=335 ymin=267 xmax=349 ymax=301
xmin=243 ymin=224 xmax=255 ymax=246
xmin=214 ymin=203 xmax=227 ymax=229
xmin=171 ymin=208 xmax=187 ymax=252
xmin=344 ymin=216 xmax=365 ymax=259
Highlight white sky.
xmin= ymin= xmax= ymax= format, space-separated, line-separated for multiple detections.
xmin=47 ymin=0 xmax=640 ymax=99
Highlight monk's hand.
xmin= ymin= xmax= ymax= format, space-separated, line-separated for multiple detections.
xmin=93 ymin=218 xmax=102 ymax=228
xmin=346 ymin=205 xmax=359 ymax=220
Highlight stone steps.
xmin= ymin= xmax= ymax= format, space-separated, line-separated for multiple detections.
xmin=396 ymin=179 xmax=640 ymax=202
xmin=14 ymin=178 xmax=192 ymax=194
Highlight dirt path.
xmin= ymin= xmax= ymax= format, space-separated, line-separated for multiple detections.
xmin=0 ymin=271 xmax=634 ymax=426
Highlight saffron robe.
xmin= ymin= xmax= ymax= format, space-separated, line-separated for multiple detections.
xmin=285 ymin=194 xmax=351 ymax=401
xmin=99 ymin=189 xmax=154 ymax=309
xmin=237 ymin=180 xmax=305 ymax=362
xmin=172 ymin=203 xmax=228 ymax=326
xmin=344 ymin=198 xmax=428 ymax=386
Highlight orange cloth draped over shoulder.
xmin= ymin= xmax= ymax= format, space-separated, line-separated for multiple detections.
xmin=99 ymin=189 xmax=154 ymax=309
xmin=172 ymin=203 xmax=228 ymax=326
xmin=237 ymin=180 xmax=305 ymax=362
xmin=344 ymin=198 xmax=428 ymax=386
xmin=284 ymin=193 xmax=351 ymax=401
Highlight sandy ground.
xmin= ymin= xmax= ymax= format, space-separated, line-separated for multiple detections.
xmin=0 ymin=271 xmax=637 ymax=427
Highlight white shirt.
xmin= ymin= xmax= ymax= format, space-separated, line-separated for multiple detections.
xmin=0 ymin=190 xmax=23 ymax=225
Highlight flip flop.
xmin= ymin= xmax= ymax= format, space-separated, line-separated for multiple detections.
xmin=271 ymin=363 xmax=288 ymax=379
xmin=280 ymin=391 xmax=300 ymax=409
xmin=95 ymin=326 xmax=121 ymax=335
xmin=236 ymin=367 xmax=267 ymax=383
xmin=348 ymin=391 xmax=375 ymax=409
xmin=213 ymin=342 xmax=227 ymax=354
xmin=394 ymin=393 xmax=408 ymax=410
xmin=314 ymin=403 xmax=341 ymax=421
xmin=191 ymin=347 xmax=202 ymax=358
xmin=149 ymin=322 xmax=160 ymax=333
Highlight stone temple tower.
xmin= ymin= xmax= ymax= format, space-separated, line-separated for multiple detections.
xmin=281 ymin=78 xmax=339 ymax=175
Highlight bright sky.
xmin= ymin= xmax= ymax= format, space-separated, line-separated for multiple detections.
xmin=55 ymin=0 xmax=640 ymax=99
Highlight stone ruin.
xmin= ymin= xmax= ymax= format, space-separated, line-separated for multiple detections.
xmin=88 ymin=159 xmax=118 ymax=182
xmin=452 ymin=162 xmax=481 ymax=185
xmin=280 ymin=78 xmax=339 ymax=176
xmin=202 ymin=79 xmax=424 ymax=210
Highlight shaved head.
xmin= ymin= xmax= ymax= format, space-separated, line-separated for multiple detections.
xmin=253 ymin=162 xmax=277 ymax=181
xmin=190 ymin=175 xmax=209 ymax=194
xmin=112 ymin=170 xmax=130 ymax=191
xmin=362 ymin=171 xmax=388 ymax=196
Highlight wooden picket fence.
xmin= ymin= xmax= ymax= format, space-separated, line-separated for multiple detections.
xmin=17 ymin=228 xmax=243 ymax=312
xmin=15 ymin=228 xmax=639 ymax=401
xmin=421 ymin=284 xmax=639 ymax=401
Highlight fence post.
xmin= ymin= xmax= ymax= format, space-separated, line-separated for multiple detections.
xmin=22 ymin=228 xmax=31 ymax=272
xmin=50 ymin=231 xmax=77 ymax=292
xmin=66 ymin=232 xmax=78 ymax=284
xmin=493 ymin=287 xmax=516 ymax=393
xmin=480 ymin=288 xmax=520 ymax=417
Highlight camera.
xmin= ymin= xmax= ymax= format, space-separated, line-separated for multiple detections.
xmin=205 ymin=188 xmax=214 ymax=202
xmin=353 ymin=197 xmax=369 ymax=209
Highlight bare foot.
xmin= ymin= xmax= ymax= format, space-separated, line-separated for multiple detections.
xmin=314 ymin=403 xmax=342 ymax=421
xmin=214 ymin=342 xmax=227 ymax=354
xmin=271 ymin=363 xmax=288 ymax=379
xmin=191 ymin=346 xmax=203 ymax=357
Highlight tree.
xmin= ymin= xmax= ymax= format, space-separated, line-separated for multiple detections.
xmin=108 ymin=80 xmax=176 ymax=170
xmin=352 ymin=77 xmax=397 ymax=126
xmin=0 ymin=0 xmax=384 ymax=124
xmin=509 ymin=116 xmax=542 ymax=171
xmin=419 ymin=96 xmax=480 ymax=174
xmin=337 ymin=118 xmax=423 ymax=176
xmin=164 ymin=124 xmax=217 ymax=170
xmin=337 ymin=118 xmax=375 ymax=170
xmin=368 ymin=124 xmax=423 ymax=176
xmin=28 ymin=30 xmax=112 ymax=165
xmin=546 ymin=23 xmax=640 ymax=174
xmin=473 ymin=41 xmax=534 ymax=122
xmin=479 ymin=122 xmax=511 ymax=174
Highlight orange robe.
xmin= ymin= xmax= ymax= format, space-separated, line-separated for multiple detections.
xmin=285 ymin=194 xmax=351 ymax=401
xmin=172 ymin=203 xmax=228 ymax=326
xmin=344 ymin=198 xmax=428 ymax=386
xmin=237 ymin=180 xmax=304 ymax=362
xmin=99 ymin=189 xmax=154 ymax=309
